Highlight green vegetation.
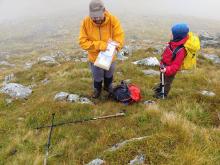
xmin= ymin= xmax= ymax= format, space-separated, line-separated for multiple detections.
xmin=0 ymin=16 xmax=220 ymax=165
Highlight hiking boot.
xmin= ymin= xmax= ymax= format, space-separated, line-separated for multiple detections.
xmin=153 ymin=92 xmax=167 ymax=99
xmin=153 ymin=83 xmax=162 ymax=94
xmin=92 ymin=81 xmax=102 ymax=99
xmin=104 ymin=76 xmax=113 ymax=93
xmin=92 ymin=89 xmax=101 ymax=98
xmin=104 ymin=86 xmax=113 ymax=93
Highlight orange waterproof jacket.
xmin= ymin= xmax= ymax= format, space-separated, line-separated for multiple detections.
xmin=79 ymin=11 xmax=124 ymax=63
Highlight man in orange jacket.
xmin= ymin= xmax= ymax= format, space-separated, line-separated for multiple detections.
xmin=79 ymin=0 xmax=124 ymax=98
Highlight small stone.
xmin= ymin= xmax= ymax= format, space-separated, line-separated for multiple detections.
xmin=38 ymin=56 xmax=58 ymax=65
xmin=117 ymin=52 xmax=129 ymax=61
xmin=79 ymin=97 xmax=93 ymax=104
xmin=54 ymin=92 xmax=69 ymax=101
xmin=129 ymin=154 xmax=145 ymax=165
xmin=41 ymin=78 xmax=50 ymax=85
xmin=200 ymin=90 xmax=216 ymax=97
xmin=80 ymin=58 xmax=88 ymax=63
xmin=0 ymin=61 xmax=15 ymax=67
xmin=87 ymin=158 xmax=105 ymax=165
xmin=67 ymin=94 xmax=80 ymax=102
xmin=144 ymin=100 xmax=156 ymax=105
xmin=24 ymin=62 xmax=35 ymax=69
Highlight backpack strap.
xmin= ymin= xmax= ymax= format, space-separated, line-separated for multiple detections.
xmin=171 ymin=45 xmax=185 ymax=61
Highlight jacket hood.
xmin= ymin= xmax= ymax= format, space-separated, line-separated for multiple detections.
xmin=169 ymin=36 xmax=189 ymax=47
xmin=89 ymin=11 xmax=111 ymax=27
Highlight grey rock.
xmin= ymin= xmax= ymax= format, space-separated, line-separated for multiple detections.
xmin=202 ymin=54 xmax=220 ymax=64
xmin=79 ymin=97 xmax=93 ymax=104
xmin=118 ymin=45 xmax=132 ymax=57
xmin=142 ymin=69 xmax=160 ymax=76
xmin=107 ymin=136 xmax=149 ymax=152
xmin=117 ymin=52 xmax=129 ymax=61
xmin=41 ymin=78 xmax=50 ymax=85
xmin=129 ymin=154 xmax=145 ymax=165
xmin=67 ymin=94 xmax=80 ymax=102
xmin=0 ymin=83 xmax=32 ymax=99
xmin=199 ymin=32 xmax=215 ymax=41
xmin=0 ymin=61 xmax=15 ymax=67
xmin=24 ymin=61 xmax=35 ymax=69
xmin=53 ymin=50 xmax=65 ymax=58
xmin=87 ymin=158 xmax=105 ymax=165
xmin=54 ymin=92 xmax=93 ymax=104
xmin=133 ymin=57 xmax=160 ymax=66
xmin=54 ymin=92 xmax=69 ymax=101
xmin=144 ymin=100 xmax=156 ymax=105
xmin=80 ymin=58 xmax=88 ymax=63
xmin=73 ymin=58 xmax=81 ymax=62
xmin=38 ymin=56 xmax=58 ymax=64
xmin=201 ymin=40 xmax=220 ymax=48
xmin=199 ymin=32 xmax=220 ymax=48
xmin=200 ymin=90 xmax=216 ymax=97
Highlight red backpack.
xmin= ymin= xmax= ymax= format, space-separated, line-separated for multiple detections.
xmin=112 ymin=81 xmax=141 ymax=104
xmin=128 ymin=84 xmax=141 ymax=102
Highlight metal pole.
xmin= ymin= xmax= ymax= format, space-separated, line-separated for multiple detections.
xmin=43 ymin=113 xmax=55 ymax=165
xmin=36 ymin=112 xmax=125 ymax=130
xmin=161 ymin=72 xmax=165 ymax=99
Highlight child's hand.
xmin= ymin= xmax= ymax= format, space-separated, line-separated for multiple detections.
xmin=160 ymin=68 xmax=166 ymax=73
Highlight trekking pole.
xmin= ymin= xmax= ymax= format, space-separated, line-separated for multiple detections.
xmin=36 ymin=112 xmax=126 ymax=130
xmin=160 ymin=64 xmax=165 ymax=99
xmin=161 ymin=72 xmax=165 ymax=99
xmin=43 ymin=113 xmax=55 ymax=165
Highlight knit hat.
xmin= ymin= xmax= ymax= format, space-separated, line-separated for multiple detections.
xmin=172 ymin=23 xmax=189 ymax=41
xmin=89 ymin=0 xmax=105 ymax=17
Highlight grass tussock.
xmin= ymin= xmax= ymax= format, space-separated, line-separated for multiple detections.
xmin=0 ymin=45 xmax=220 ymax=164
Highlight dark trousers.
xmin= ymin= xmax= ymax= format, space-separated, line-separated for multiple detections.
xmin=90 ymin=62 xmax=115 ymax=91
xmin=154 ymin=73 xmax=175 ymax=97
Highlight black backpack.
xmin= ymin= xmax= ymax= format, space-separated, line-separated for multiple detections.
xmin=112 ymin=81 xmax=133 ymax=104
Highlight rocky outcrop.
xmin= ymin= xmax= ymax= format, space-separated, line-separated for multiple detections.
xmin=0 ymin=83 xmax=32 ymax=99
xmin=133 ymin=57 xmax=160 ymax=66
xmin=202 ymin=54 xmax=220 ymax=64
xmin=54 ymin=92 xmax=93 ymax=104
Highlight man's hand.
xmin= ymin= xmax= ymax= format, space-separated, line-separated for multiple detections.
xmin=99 ymin=41 xmax=108 ymax=51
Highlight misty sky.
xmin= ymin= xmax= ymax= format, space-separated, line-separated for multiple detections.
xmin=0 ymin=0 xmax=220 ymax=22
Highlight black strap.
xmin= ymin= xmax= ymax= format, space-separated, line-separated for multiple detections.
xmin=171 ymin=45 xmax=185 ymax=61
